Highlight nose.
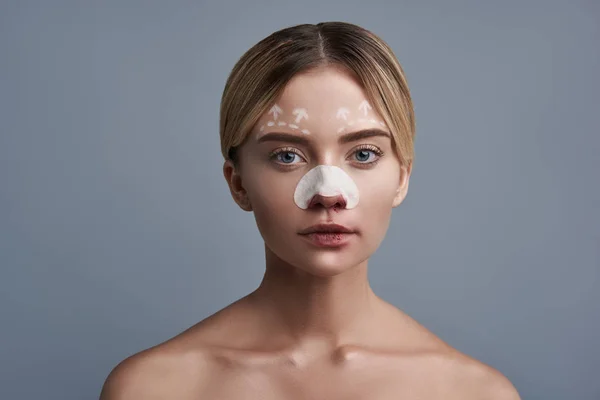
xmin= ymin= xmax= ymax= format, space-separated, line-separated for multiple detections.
xmin=307 ymin=193 xmax=347 ymax=209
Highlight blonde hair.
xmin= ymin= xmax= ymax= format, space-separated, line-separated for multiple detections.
xmin=220 ymin=22 xmax=415 ymax=169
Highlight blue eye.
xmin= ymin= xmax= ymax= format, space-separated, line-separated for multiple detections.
xmin=269 ymin=146 xmax=383 ymax=168
xmin=277 ymin=151 xmax=300 ymax=164
xmin=350 ymin=145 xmax=384 ymax=168
xmin=271 ymin=149 xmax=304 ymax=165
xmin=355 ymin=149 xmax=374 ymax=162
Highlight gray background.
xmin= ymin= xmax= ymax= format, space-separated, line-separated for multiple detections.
xmin=1 ymin=1 xmax=598 ymax=399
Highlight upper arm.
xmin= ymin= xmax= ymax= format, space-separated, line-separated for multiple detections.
xmin=99 ymin=345 xmax=214 ymax=400
xmin=485 ymin=371 xmax=521 ymax=400
xmin=99 ymin=357 xmax=138 ymax=400
xmin=443 ymin=352 xmax=521 ymax=400
xmin=468 ymin=363 xmax=521 ymax=400
xmin=99 ymin=353 xmax=159 ymax=400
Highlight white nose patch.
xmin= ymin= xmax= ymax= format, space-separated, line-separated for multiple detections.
xmin=293 ymin=165 xmax=359 ymax=209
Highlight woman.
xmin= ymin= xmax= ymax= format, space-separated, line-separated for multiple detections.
xmin=101 ymin=21 xmax=520 ymax=399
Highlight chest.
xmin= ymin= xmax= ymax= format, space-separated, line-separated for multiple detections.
xmin=198 ymin=365 xmax=448 ymax=400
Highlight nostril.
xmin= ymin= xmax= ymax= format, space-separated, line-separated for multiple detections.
xmin=308 ymin=194 xmax=347 ymax=209
xmin=332 ymin=197 xmax=346 ymax=209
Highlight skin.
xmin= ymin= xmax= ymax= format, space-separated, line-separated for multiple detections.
xmin=100 ymin=65 xmax=521 ymax=399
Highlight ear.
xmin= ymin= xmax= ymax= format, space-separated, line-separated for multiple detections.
xmin=223 ymin=159 xmax=253 ymax=212
xmin=392 ymin=161 xmax=412 ymax=208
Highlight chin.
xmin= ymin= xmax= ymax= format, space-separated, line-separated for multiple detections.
xmin=263 ymin=233 xmax=373 ymax=276
xmin=293 ymin=252 xmax=366 ymax=277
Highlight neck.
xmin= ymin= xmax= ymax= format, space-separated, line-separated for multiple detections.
xmin=249 ymin=243 xmax=383 ymax=347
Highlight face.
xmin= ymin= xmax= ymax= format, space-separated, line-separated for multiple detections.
xmin=224 ymin=66 xmax=411 ymax=277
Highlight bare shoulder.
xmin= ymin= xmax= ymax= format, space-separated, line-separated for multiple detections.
xmin=99 ymin=334 xmax=215 ymax=399
xmin=385 ymin=308 xmax=520 ymax=399
xmin=435 ymin=349 xmax=521 ymax=400
xmin=99 ymin=298 xmax=251 ymax=399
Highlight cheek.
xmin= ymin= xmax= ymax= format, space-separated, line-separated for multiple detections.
xmin=354 ymin=171 xmax=398 ymax=228
xmin=357 ymin=170 xmax=399 ymax=208
xmin=247 ymin=173 xmax=300 ymax=223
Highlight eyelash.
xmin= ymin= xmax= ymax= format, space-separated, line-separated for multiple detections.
xmin=268 ymin=145 xmax=384 ymax=168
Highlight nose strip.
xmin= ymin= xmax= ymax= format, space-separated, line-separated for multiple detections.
xmin=293 ymin=165 xmax=359 ymax=209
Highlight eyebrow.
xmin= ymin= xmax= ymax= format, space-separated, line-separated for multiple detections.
xmin=256 ymin=129 xmax=391 ymax=145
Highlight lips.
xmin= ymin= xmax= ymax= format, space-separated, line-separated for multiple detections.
xmin=298 ymin=223 xmax=355 ymax=235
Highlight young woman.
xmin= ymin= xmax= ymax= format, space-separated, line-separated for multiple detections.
xmin=101 ymin=21 xmax=520 ymax=399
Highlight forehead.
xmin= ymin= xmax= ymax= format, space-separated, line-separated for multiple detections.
xmin=253 ymin=66 xmax=387 ymax=140
xmin=254 ymin=66 xmax=388 ymax=139
xmin=279 ymin=67 xmax=366 ymax=107
xmin=271 ymin=67 xmax=369 ymax=118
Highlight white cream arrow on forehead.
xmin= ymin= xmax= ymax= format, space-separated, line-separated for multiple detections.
xmin=292 ymin=108 xmax=308 ymax=123
xmin=294 ymin=165 xmax=359 ymax=210
xmin=334 ymin=102 xmax=387 ymax=134
xmin=259 ymin=104 xmax=312 ymax=136
xmin=269 ymin=104 xmax=283 ymax=120
xmin=358 ymin=100 xmax=372 ymax=116
xmin=336 ymin=107 xmax=350 ymax=121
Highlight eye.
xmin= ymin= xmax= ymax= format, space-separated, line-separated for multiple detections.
xmin=352 ymin=145 xmax=384 ymax=165
xmin=355 ymin=149 xmax=374 ymax=162
xmin=269 ymin=147 xmax=305 ymax=165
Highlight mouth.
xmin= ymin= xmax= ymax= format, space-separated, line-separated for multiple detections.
xmin=298 ymin=223 xmax=356 ymax=235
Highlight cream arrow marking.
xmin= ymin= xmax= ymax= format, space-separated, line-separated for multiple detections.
xmin=336 ymin=107 xmax=350 ymax=121
xmin=292 ymin=108 xmax=308 ymax=124
xmin=269 ymin=104 xmax=283 ymax=120
xmin=358 ymin=100 xmax=372 ymax=116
